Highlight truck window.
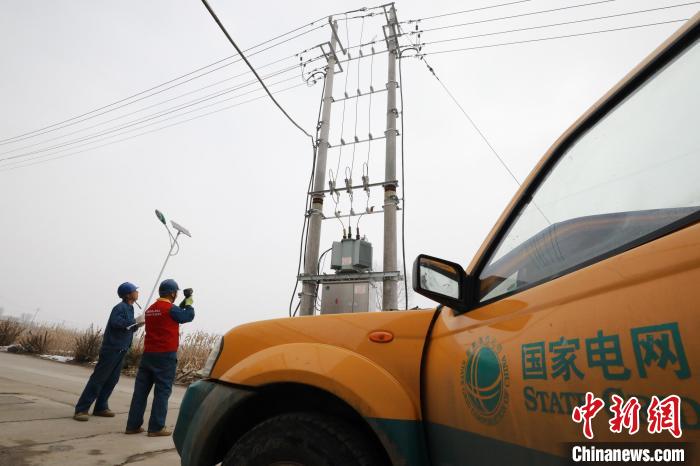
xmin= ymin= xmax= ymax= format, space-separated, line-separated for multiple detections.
xmin=479 ymin=39 xmax=700 ymax=303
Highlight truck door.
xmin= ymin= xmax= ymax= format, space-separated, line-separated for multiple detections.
xmin=420 ymin=30 xmax=700 ymax=465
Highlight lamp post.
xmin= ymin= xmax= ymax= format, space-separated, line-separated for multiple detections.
xmin=141 ymin=209 xmax=192 ymax=312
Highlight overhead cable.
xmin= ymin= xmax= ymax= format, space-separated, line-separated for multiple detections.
xmin=0 ymin=64 xmax=303 ymax=159
xmin=0 ymin=65 xmax=306 ymax=164
xmin=0 ymin=82 xmax=308 ymax=172
xmin=407 ymin=0 xmax=617 ymax=34
xmin=0 ymin=20 xmax=329 ymax=146
xmin=418 ymin=19 xmax=689 ymax=56
xmin=413 ymin=2 xmax=700 ymax=48
xmin=402 ymin=0 xmax=534 ymax=23
xmin=200 ymin=0 xmax=314 ymax=139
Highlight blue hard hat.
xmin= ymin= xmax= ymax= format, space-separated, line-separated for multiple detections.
xmin=159 ymin=279 xmax=180 ymax=295
xmin=117 ymin=282 xmax=138 ymax=298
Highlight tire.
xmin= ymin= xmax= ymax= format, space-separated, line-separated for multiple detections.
xmin=222 ymin=412 xmax=386 ymax=466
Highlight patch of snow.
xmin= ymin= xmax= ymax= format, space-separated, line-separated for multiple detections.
xmin=40 ymin=354 xmax=74 ymax=363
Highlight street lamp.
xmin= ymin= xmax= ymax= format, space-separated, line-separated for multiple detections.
xmin=140 ymin=209 xmax=192 ymax=314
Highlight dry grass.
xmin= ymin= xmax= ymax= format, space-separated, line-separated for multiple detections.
xmin=177 ymin=331 xmax=220 ymax=383
xmin=74 ymin=325 xmax=103 ymax=362
xmin=0 ymin=319 xmax=24 ymax=346
xmin=19 ymin=329 xmax=53 ymax=354
xmin=0 ymin=317 xmax=219 ymax=384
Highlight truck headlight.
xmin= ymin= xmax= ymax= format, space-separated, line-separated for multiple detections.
xmin=198 ymin=336 xmax=223 ymax=378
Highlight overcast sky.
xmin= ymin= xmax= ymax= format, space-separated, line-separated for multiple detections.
xmin=0 ymin=0 xmax=696 ymax=333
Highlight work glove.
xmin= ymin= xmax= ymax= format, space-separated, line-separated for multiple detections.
xmin=127 ymin=313 xmax=145 ymax=331
xmin=179 ymin=288 xmax=194 ymax=307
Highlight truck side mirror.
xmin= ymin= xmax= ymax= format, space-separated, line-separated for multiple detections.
xmin=412 ymin=254 xmax=471 ymax=312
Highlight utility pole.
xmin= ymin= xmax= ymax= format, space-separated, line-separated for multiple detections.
xmin=382 ymin=3 xmax=399 ymax=311
xmin=300 ymin=21 xmax=338 ymax=316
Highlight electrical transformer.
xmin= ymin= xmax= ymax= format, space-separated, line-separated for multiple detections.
xmin=330 ymin=238 xmax=372 ymax=272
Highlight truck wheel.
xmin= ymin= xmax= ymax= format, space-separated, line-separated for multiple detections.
xmin=223 ymin=412 xmax=386 ymax=466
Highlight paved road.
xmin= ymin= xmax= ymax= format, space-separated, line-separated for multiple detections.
xmin=0 ymin=352 xmax=185 ymax=466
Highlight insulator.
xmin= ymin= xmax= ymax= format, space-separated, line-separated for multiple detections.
xmin=344 ymin=91 xmax=349 ymax=99
xmin=371 ymin=47 xmax=376 ymax=54
xmin=354 ymin=136 xmax=359 ymax=143
xmin=345 ymin=178 xmax=353 ymax=193
xmin=362 ymin=175 xmax=370 ymax=192
xmin=359 ymin=49 xmax=364 ymax=57
xmin=368 ymin=133 xmax=373 ymax=140
xmin=329 ymin=179 xmax=336 ymax=194
xmin=357 ymin=88 xmax=362 ymax=96
xmin=350 ymin=208 xmax=356 ymax=216
xmin=370 ymin=85 xmax=374 ymax=92
xmin=341 ymin=138 xmax=346 ymax=145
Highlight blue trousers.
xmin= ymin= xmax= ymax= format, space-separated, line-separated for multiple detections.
xmin=75 ymin=349 xmax=126 ymax=414
xmin=126 ymin=352 xmax=177 ymax=432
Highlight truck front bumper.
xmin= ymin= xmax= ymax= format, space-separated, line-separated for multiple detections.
xmin=173 ymin=379 xmax=255 ymax=466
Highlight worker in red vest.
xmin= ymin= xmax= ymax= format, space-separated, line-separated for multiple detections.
xmin=125 ymin=278 xmax=194 ymax=436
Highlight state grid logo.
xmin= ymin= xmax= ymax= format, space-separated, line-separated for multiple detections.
xmin=460 ymin=336 xmax=511 ymax=425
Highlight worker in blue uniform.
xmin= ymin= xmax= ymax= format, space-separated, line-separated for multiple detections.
xmin=74 ymin=282 xmax=139 ymax=421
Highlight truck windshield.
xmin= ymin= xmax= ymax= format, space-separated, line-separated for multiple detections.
xmin=479 ymin=38 xmax=700 ymax=302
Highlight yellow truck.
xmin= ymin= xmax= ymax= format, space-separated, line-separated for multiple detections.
xmin=174 ymin=14 xmax=700 ymax=466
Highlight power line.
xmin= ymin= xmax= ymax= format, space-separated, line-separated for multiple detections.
xmin=0 ymin=82 xmax=309 ymax=172
xmin=200 ymin=0 xmax=314 ymax=139
xmin=0 ymin=63 xmax=303 ymax=159
xmin=0 ymin=21 xmax=330 ymax=146
xmin=419 ymin=19 xmax=689 ymax=56
xmin=0 ymin=65 xmax=308 ymax=164
xmin=431 ymin=67 xmax=521 ymax=187
xmin=402 ymin=0 xmax=534 ymax=23
xmin=413 ymin=2 xmax=700 ymax=48
xmin=1 ymin=5 xmax=396 ymax=147
xmin=399 ymin=12 xmax=522 ymax=190
xmin=0 ymin=72 xmax=311 ymax=167
xmin=407 ymin=0 xmax=618 ymax=34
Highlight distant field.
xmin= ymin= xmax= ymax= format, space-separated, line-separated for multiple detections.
xmin=0 ymin=317 xmax=218 ymax=384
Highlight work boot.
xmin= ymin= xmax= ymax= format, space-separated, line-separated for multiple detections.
xmin=93 ymin=409 xmax=115 ymax=417
xmin=73 ymin=412 xmax=89 ymax=422
xmin=147 ymin=428 xmax=172 ymax=437
xmin=125 ymin=427 xmax=145 ymax=434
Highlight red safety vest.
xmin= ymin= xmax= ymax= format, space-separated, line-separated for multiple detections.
xmin=144 ymin=298 xmax=180 ymax=353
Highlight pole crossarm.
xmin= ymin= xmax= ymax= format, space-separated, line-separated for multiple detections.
xmin=327 ymin=135 xmax=388 ymax=148
xmin=299 ymin=271 xmax=402 ymax=283
xmin=331 ymin=87 xmax=387 ymax=103
xmin=310 ymin=179 xmax=398 ymax=195
xmin=318 ymin=41 xmax=344 ymax=74
xmin=321 ymin=208 xmax=391 ymax=221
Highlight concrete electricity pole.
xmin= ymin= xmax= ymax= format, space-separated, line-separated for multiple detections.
xmin=300 ymin=22 xmax=338 ymax=316
xmin=382 ymin=4 xmax=399 ymax=311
